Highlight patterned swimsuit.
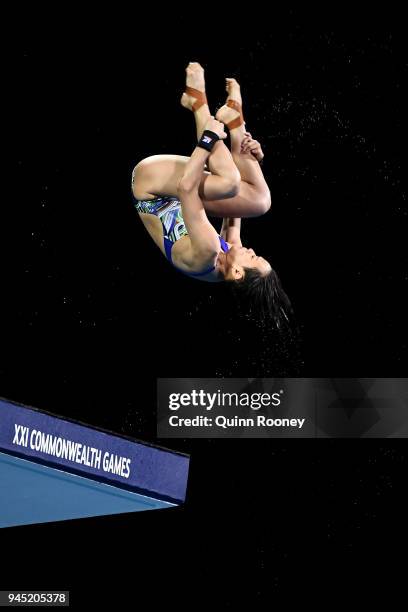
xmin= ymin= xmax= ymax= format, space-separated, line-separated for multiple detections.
xmin=133 ymin=195 xmax=229 ymax=277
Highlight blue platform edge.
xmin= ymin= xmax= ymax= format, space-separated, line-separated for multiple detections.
xmin=0 ymin=397 xmax=189 ymax=528
xmin=0 ymin=452 xmax=176 ymax=528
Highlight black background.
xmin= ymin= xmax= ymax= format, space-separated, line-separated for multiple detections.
xmin=2 ymin=9 xmax=407 ymax=607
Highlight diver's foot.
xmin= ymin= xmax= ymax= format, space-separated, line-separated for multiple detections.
xmin=226 ymin=77 xmax=242 ymax=107
xmin=180 ymin=62 xmax=208 ymax=111
xmin=215 ymin=78 xmax=244 ymax=129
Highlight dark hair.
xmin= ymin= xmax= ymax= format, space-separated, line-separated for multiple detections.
xmin=231 ymin=267 xmax=293 ymax=329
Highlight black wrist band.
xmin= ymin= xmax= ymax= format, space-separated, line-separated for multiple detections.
xmin=197 ymin=130 xmax=219 ymax=152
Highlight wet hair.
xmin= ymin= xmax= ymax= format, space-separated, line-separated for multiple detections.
xmin=230 ymin=267 xmax=293 ymax=329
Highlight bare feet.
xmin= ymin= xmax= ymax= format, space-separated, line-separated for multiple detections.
xmin=180 ymin=62 xmax=207 ymax=111
xmin=215 ymin=78 xmax=244 ymax=129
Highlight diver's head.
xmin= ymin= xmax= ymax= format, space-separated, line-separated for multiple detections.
xmin=217 ymin=244 xmax=272 ymax=280
xmin=217 ymin=245 xmax=292 ymax=328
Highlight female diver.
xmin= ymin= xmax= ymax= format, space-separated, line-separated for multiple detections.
xmin=131 ymin=63 xmax=292 ymax=324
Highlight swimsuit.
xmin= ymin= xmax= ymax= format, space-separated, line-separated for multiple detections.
xmin=133 ymin=195 xmax=229 ymax=277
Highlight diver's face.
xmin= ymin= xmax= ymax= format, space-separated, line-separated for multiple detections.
xmin=223 ymin=245 xmax=272 ymax=280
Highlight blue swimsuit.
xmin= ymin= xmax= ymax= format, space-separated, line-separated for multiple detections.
xmin=133 ymin=195 xmax=229 ymax=277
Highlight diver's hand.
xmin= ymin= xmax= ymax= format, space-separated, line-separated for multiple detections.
xmin=241 ymin=132 xmax=264 ymax=162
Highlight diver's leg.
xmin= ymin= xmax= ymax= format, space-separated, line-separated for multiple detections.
xmin=181 ymin=62 xmax=241 ymax=200
xmin=132 ymin=63 xmax=240 ymax=201
xmin=184 ymin=75 xmax=271 ymax=216
xmin=131 ymin=73 xmax=269 ymax=215
xmin=180 ymin=62 xmax=211 ymax=140
xmin=132 ymin=147 xmax=271 ymax=216
xmin=212 ymin=78 xmax=271 ymax=212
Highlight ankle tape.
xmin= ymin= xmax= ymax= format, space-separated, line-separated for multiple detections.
xmin=197 ymin=130 xmax=219 ymax=152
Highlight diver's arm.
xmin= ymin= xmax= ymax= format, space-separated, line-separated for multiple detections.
xmin=178 ymin=147 xmax=220 ymax=257
xmin=178 ymin=119 xmax=227 ymax=258
xmin=221 ymin=217 xmax=242 ymax=246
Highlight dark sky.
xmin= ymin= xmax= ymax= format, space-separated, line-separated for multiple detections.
xmin=2 ymin=10 xmax=407 ymax=606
